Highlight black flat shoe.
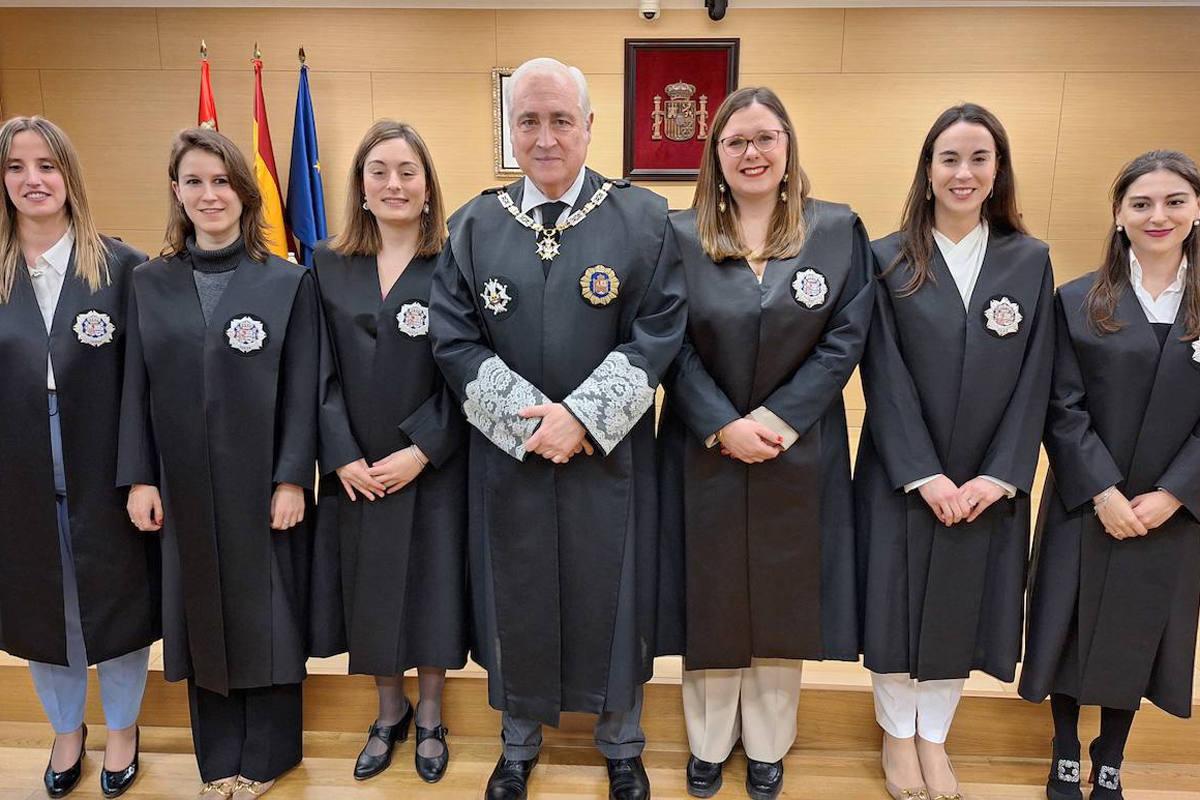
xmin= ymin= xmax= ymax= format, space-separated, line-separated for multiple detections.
xmin=44 ymin=724 xmax=87 ymax=798
xmin=352 ymin=701 xmax=413 ymax=781
xmin=485 ymin=754 xmax=537 ymax=800
xmin=1088 ymin=740 xmax=1124 ymax=800
xmin=607 ymin=756 xmax=650 ymax=800
xmin=1045 ymin=738 xmax=1082 ymax=800
xmin=745 ymin=758 xmax=784 ymax=800
xmin=100 ymin=726 xmax=140 ymax=798
xmin=686 ymin=754 xmax=723 ymax=798
xmin=414 ymin=721 xmax=449 ymax=783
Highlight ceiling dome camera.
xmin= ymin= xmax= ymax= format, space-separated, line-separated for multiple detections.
xmin=706 ymin=0 xmax=728 ymax=21
xmin=639 ymin=0 xmax=661 ymax=21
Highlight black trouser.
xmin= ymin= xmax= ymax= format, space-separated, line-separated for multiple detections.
xmin=187 ymin=680 xmax=303 ymax=783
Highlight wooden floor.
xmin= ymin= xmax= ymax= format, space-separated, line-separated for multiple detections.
xmin=3 ymin=721 xmax=1200 ymax=799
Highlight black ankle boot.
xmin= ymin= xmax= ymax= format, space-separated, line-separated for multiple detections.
xmin=685 ymin=754 xmax=723 ymax=798
xmin=1045 ymin=738 xmax=1082 ymax=800
xmin=1088 ymin=740 xmax=1124 ymax=800
xmin=352 ymin=701 xmax=413 ymax=780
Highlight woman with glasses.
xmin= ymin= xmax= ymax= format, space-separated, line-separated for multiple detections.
xmin=658 ymin=86 xmax=874 ymax=800
xmin=855 ymin=104 xmax=1055 ymax=800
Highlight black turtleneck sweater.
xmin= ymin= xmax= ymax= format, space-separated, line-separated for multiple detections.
xmin=187 ymin=236 xmax=245 ymax=326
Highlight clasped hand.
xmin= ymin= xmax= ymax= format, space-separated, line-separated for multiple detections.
xmin=520 ymin=403 xmax=594 ymax=464
xmin=717 ymin=418 xmax=784 ymax=464
xmin=1095 ymin=486 xmax=1181 ymax=540
xmin=919 ymin=475 xmax=1007 ymax=526
xmin=336 ymin=448 xmax=428 ymax=501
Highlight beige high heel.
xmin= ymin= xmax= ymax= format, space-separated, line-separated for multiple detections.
xmin=918 ymin=743 xmax=964 ymax=800
xmin=882 ymin=738 xmax=930 ymax=800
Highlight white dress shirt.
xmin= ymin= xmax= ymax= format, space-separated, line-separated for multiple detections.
xmin=905 ymin=221 xmax=1016 ymax=499
xmin=28 ymin=228 xmax=75 ymax=391
xmin=521 ymin=166 xmax=587 ymax=225
xmin=1130 ymin=249 xmax=1187 ymax=324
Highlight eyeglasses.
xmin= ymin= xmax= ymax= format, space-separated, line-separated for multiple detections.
xmin=717 ymin=129 xmax=788 ymax=157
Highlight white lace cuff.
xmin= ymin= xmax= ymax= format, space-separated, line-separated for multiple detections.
xmin=463 ymin=356 xmax=549 ymax=461
xmin=563 ymin=351 xmax=656 ymax=455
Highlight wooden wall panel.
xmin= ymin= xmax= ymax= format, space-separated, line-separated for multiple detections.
xmin=0 ymin=9 xmax=161 ymax=70
xmin=0 ymin=71 xmax=43 ymax=118
xmin=1048 ymin=72 xmax=1200 ymax=245
xmin=156 ymin=9 xmax=497 ymax=74
xmin=843 ymin=8 xmax=1200 ymax=74
xmin=1047 ymin=238 xmax=1106 ymax=286
xmin=744 ymin=72 xmax=1064 ymax=242
xmin=497 ymin=9 xmax=845 ymax=76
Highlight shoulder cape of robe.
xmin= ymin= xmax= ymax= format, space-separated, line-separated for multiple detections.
xmin=117 ymin=252 xmax=320 ymax=695
xmin=429 ymin=169 xmax=686 ymax=725
xmin=309 ymin=244 xmax=469 ymax=676
xmin=855 ymin=228 xmax=1055 ymax=682
xmin=656 ymin=200 xmax=873 ymax=668
xmin=0 ymin=236 xmax=160 ymax=665
xmin=1020 ymin=272 xmax=1200 ymax=717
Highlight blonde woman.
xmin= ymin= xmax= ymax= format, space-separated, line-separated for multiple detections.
xmin=119 ymin=128 xmax=321 ymax=800
xmin=657 ymin=86 xmax=874 ymax=800
xmin=310 ymin=120 xmax=467 ymax=783
xmin=0 ymin=116 xmax=155 ymax=798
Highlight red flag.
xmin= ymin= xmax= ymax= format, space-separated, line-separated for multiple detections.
xmin=198 ymin=42 xmax=218 ymax=130
xmin=252 ymin=52 xmax=294 ymax=258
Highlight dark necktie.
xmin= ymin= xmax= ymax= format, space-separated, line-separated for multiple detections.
xmin=536 ymin=201 xmax=568 ymax=276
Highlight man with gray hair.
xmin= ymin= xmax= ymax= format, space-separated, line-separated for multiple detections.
xmin=430 ymin=56 xmax=685 ymax=800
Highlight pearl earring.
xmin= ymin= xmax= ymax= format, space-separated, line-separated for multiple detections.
xmin=423 ymin=202 xmax=430 ymax=215
xmin=1116 ymin=224 xmax=1124 ymax=232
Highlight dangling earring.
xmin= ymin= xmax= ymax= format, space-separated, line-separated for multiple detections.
xmin=780 ymin=173 xmax=789 ymax=204
xmin=362 ymin=198 xmax=370 ymax=212
xmin=718 ymin=182 xmax=727 ymax=214
xmin=423 ymin=202 xmax=430 ymax=215
xmin=988 ymin=187 xmax=994 ymax=200
xmin=925 ymin=184 xmax=932 ymax=201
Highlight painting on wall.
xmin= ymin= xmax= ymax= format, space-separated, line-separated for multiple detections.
xmin=492 ymin=67 xmax=522 ymax=178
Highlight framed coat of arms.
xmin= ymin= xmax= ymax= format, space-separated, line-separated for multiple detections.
xmin=623 ymin=38 xmax=740 ymax=181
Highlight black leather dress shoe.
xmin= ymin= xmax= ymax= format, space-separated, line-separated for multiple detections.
xmin=685 ymin=755 xmax=723 ymax=798
xmin=100 ymin=727 xmax=140 ymax=798
xmin=352 ymin=702 xmax=413 ymax=781
xmin=745 ymin=758 xmax=784 ymax=800
xmin=414 ymin=721 xmax=450 ymax=783
xmin=44 ymin=724 xmax=87 ymax=798
xmin=1045 ymin=739 xmax=1083 ymax=800
xmin=485 ymin=754 xmax=538 ymax=800
xmin=607 ymin=756 xmax=650 ymax=800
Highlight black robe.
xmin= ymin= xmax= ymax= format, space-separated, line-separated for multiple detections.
xmin=657 ymin=202 xmax=873 ymax=669
xmin=429 ymin=169 xmax=686 ymax=725
xmin=309 ymin=244 xmax=469 ymax=676
xmin=1020 ymin=274 xmax=1200 ymax=717
xmin=0 ymin=236 xmax=159 ymax=666
xmin=117 ymin=253 xmax=320 ymax=695
xmin=855 ymin=229 xmax=1055 ymax=681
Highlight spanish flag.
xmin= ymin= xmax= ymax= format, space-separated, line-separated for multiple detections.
xmin=198 ymin=41 xmax=218 ymax=130
xmin=252 ymin=49 xmax=293 ymax=259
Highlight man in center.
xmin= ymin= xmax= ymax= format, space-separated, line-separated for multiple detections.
xmin=429 ymin=57 xmax=686 ymax=800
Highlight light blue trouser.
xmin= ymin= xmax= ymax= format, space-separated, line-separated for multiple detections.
xmin=27 ymin=392 xmax=150 ymax=734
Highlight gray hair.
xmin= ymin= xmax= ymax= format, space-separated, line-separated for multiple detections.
xmin=505 ymin=57 xmax=592 ymax=126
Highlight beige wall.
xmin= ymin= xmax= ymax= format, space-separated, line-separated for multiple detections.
xmin=3 ymin=6 xmax=1200 ymax=276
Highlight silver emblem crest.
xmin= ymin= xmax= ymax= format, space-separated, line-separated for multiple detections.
xmin=792 ymin=268 xmax=828 ymax=308
xmin=225 ymin=316 xmax=268 ymax=353
xmin=984 ymin=296 xmax=1022 ymax=337
xmin=72 ymin=310 xmax=115 ymax=347
xmin=480 ymin=278 xmax=513 ymax=316
xmin=1192 ymin=339 xmax=1200 ymax=364
xmin=396 ymin=302 xmax=430 ymax=338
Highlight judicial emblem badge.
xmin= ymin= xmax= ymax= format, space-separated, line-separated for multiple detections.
xmin=580 ymin=265 xmax=620 ymax=307
xmin=225 ymin=315 xmax=268 ymax=354
xmin=480 ymin=277 xmax=515 ymax=317
xmin=791 ymin=268 xmax=828 ymax=309
xmin=72 ymin=310 xmax=115 ymax=347
xmin=983 ymin=296 xmax=1022 ymax=337
xmin=396 ymin=302 xmax=429 ymax=338
xmin=1191 ymin=339 xmax=1200 ymax=365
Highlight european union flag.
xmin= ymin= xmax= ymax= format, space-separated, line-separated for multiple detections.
xmin=287 ymin=62 xmax=327 ymax=267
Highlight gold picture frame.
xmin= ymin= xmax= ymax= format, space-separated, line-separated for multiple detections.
xmin=492 ymin=67 xmax=522 ymax=178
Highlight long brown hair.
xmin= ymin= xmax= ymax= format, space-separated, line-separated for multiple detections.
xmin=693 ymin=87 xmax=811 ymax=263
xmin=889 ymin=103 xmax=1028 ymax=295
xmin=330 ymin=120 xmax=447 ymax=258
xmin=162 ymin=128 xmax=270 ymax=261
xmin=0 ymin=116 xmax=110 ymax=303
xmin=1085 ymin=149 xmax=1200 ymax=340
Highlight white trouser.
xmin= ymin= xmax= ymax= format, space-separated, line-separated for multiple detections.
xmin=871 ymin=671 xmax=965 ymax=744
xmin=682 ymin=658 xmax=804 ymax=764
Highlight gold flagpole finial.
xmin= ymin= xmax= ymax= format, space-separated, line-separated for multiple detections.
xmin=253 ymin=42 xmax=261 ymax=60
xmin=298 ymin=46 xmax=306 ymax=65
xmin=200 ymin=39 xmax=208 ymax=59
